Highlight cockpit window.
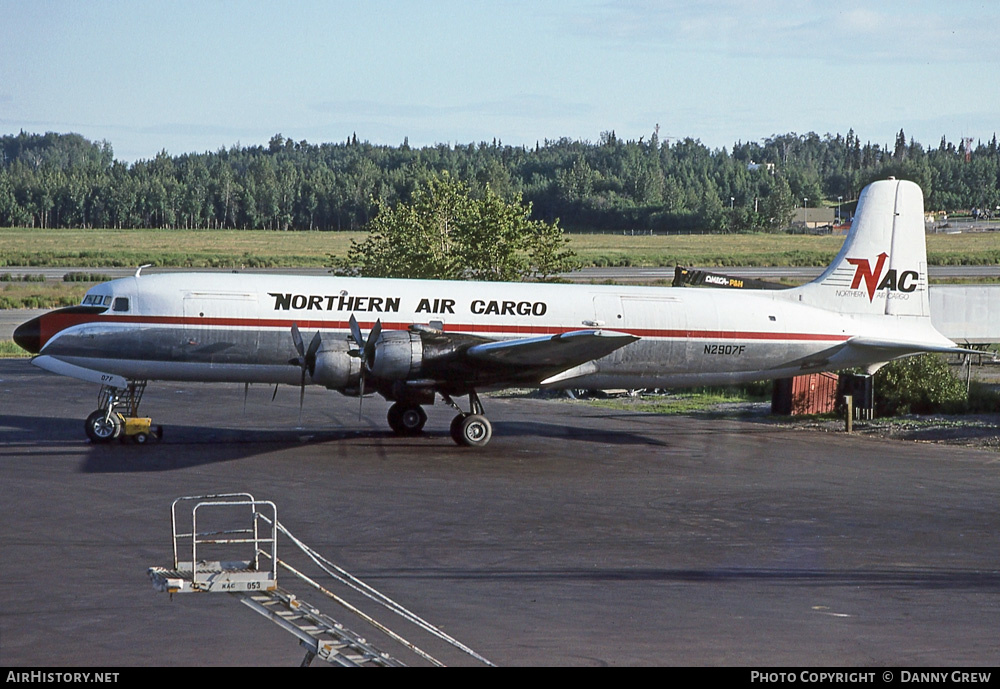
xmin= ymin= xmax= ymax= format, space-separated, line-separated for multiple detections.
xmin=112 ymin=297 xmax=130 ymax=312
xmin=82 ymin=294 xmax=112 ymax=307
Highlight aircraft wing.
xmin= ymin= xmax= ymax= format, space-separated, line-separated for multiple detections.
xmin=465 ymin=329 xmax=638 ymax=368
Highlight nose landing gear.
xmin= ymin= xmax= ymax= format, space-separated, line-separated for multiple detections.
xmin=85 ymin=408 xmax=122 ymax=442
xmin=84 ymin=381 xmax=162 ymax=445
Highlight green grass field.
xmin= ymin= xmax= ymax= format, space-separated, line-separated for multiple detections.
xmin=581 ymin=389 xmax=769 ymax=415
xmin=0 ymin=282 xmax=90 ymax=309
xmin=0 ymin=226 xmax=997 ymax=309
xmin=0 ymin=227 xmax=358 ymax=269
xmin=2 ymin=226 xmax=997 ymax=270
xmin=0 ymin=340 xmax=30 ymax=357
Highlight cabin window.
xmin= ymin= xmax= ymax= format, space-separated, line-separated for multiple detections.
xmin=112 ymin=297 xmax=130 ymax=312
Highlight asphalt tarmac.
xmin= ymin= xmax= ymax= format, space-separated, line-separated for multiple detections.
xmin=2 ymin=359 xmax=999 ymax=667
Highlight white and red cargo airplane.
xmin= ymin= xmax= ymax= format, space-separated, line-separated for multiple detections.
xmin=14 ymin=178 xmax=968 ymax=447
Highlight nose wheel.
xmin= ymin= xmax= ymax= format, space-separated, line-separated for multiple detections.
xmin=85 ymin=409 xmax=122 ymax=443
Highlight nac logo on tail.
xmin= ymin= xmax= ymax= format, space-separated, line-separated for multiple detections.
xmin=846 ymin=253 xmax=919 ymax=302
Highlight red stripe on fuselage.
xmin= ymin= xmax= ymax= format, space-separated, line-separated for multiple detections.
xmin=38 ymin=312 xmax=852 ymax=345
xmin=38 ymin=311 xmax=109 ymax=350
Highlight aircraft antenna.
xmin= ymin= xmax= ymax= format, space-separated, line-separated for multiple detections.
xmin=962 ymin=136 xmax=974 ymax=163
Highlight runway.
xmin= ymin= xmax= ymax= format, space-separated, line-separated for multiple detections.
xmin=2 ymin=359 xmax=999 ymax=666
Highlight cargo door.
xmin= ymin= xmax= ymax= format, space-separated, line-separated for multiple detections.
xmin=181 ymin=291 xmax=260 ymax=364
xmin=620 ymin=295 xmax=687 ymax=370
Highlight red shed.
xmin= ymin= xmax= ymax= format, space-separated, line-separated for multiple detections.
xmin=771 ymin=372 xmax=840 ymax=415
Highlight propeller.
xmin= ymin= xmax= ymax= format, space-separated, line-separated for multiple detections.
xmin=348 ymin=314 xmax=382 ymax=419
xmin=289 ymin=323 xmax=322 ymax=416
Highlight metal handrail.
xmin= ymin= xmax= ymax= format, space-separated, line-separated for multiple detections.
xmin=158 ymin=494 xmax=494 ymax=666
xmin=169 ymin=494 xmax=276 ymax=585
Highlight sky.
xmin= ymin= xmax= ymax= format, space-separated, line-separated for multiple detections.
xmin=1 ymin=0 xmax=998 ymax=162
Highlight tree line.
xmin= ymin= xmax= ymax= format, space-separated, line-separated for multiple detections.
xmin=1 ymin=128 xmax=998 ymax=233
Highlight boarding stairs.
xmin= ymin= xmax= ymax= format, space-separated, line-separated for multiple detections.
xmin=148 ymin=493 xmax=494 ymax=667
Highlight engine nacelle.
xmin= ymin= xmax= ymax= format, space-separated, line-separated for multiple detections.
xmin=370 ymin=330 xmax=423 ymax=380
xmin=312 ymin=347 xmax=362 ymax=389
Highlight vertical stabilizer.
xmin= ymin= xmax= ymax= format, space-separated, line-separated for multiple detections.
xmin=791 ymin=179 xmax=930 ymax=318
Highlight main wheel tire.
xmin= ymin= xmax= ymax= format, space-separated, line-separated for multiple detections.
xmin=399 ymin=405 xmax=427 ymax=434
xmin=387 ymin=403 xmax=427 ymax=435
xmin=85 ymin=410 xmax=122 ymax=443
xmin=459 ymin=414 xmax=492 ymax=448
xmin=387 ymin=404 xmax=401 ymax=431
xmin=450 ymin=413 xmax=469 ymax=444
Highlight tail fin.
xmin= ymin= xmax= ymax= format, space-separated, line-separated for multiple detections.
xmin=792 ymin=178 xmax=929 ymax=317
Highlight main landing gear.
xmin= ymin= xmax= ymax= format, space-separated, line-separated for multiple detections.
xmin=84 ymin=381 xmax=162 ymax=445
xmin=449 ymin=413 xmax=492 ymax=448
xmin=444 ymin=390 xmax=492 ymax=448
xmin=386 ymin=402 xmax=428 ymax=435
xmin=385 ymin=391 xmax=493 ymax=448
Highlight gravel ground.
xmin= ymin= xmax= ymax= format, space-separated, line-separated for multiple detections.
xmin=602 ymin=397 xmax=1000 ymax=453
xmin=766 ymin=413 xmax=1000 ymax=452
xmin=711 ymin=401 xmax=1000 ymax=452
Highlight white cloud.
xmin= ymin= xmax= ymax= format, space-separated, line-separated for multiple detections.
xmin=572 ymin=0 xmax=1000 ymax=65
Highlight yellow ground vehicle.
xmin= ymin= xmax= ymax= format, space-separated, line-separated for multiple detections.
xmin=83 ymin=382 xmax=162 ymax=444
xmin=120 ymin=416 xmax=163 ymax=444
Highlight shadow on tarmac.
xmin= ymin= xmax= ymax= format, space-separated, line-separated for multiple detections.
xmin=0 ymin=413 xmax=669 ymax=474
xmin=366 ymin=565 xmax=1000 ymax=592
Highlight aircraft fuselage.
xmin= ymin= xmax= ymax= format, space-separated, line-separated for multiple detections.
xmin=17 ymin=271 xmax=931 ymax=393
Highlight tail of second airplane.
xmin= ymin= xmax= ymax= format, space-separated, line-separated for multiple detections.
xmin=791 ymin=178 xmax=930 ymax=318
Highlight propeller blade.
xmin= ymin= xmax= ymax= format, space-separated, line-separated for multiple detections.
xmin=299 ymin=367 xmax=306 ymax=422
xmin=358 ymin=372 xmax=365 ymax=421
xmin=346 ymin=314 xmax=382 ymax=422
xmin=364 ymin=319 xmax=383 ymax=368
xmin=291 ymin=322 xmax=305 ymax=357
xmin=306 ymin=330 xmax=321 ymax=377
xmin=349 ymin=314 xmax=364 ymax=352
xmin=289 ymin=327 xmax=321 ymax=372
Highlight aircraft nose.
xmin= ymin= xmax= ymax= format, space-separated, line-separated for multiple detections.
xmin=13 ymin=315 xmax=42 ymax=354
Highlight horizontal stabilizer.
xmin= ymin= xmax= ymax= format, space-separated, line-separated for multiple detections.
xmin=846 ymin=337 xmax=984 ymax=358
xmin=466 ymin=330 xmax=638 ymax=368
